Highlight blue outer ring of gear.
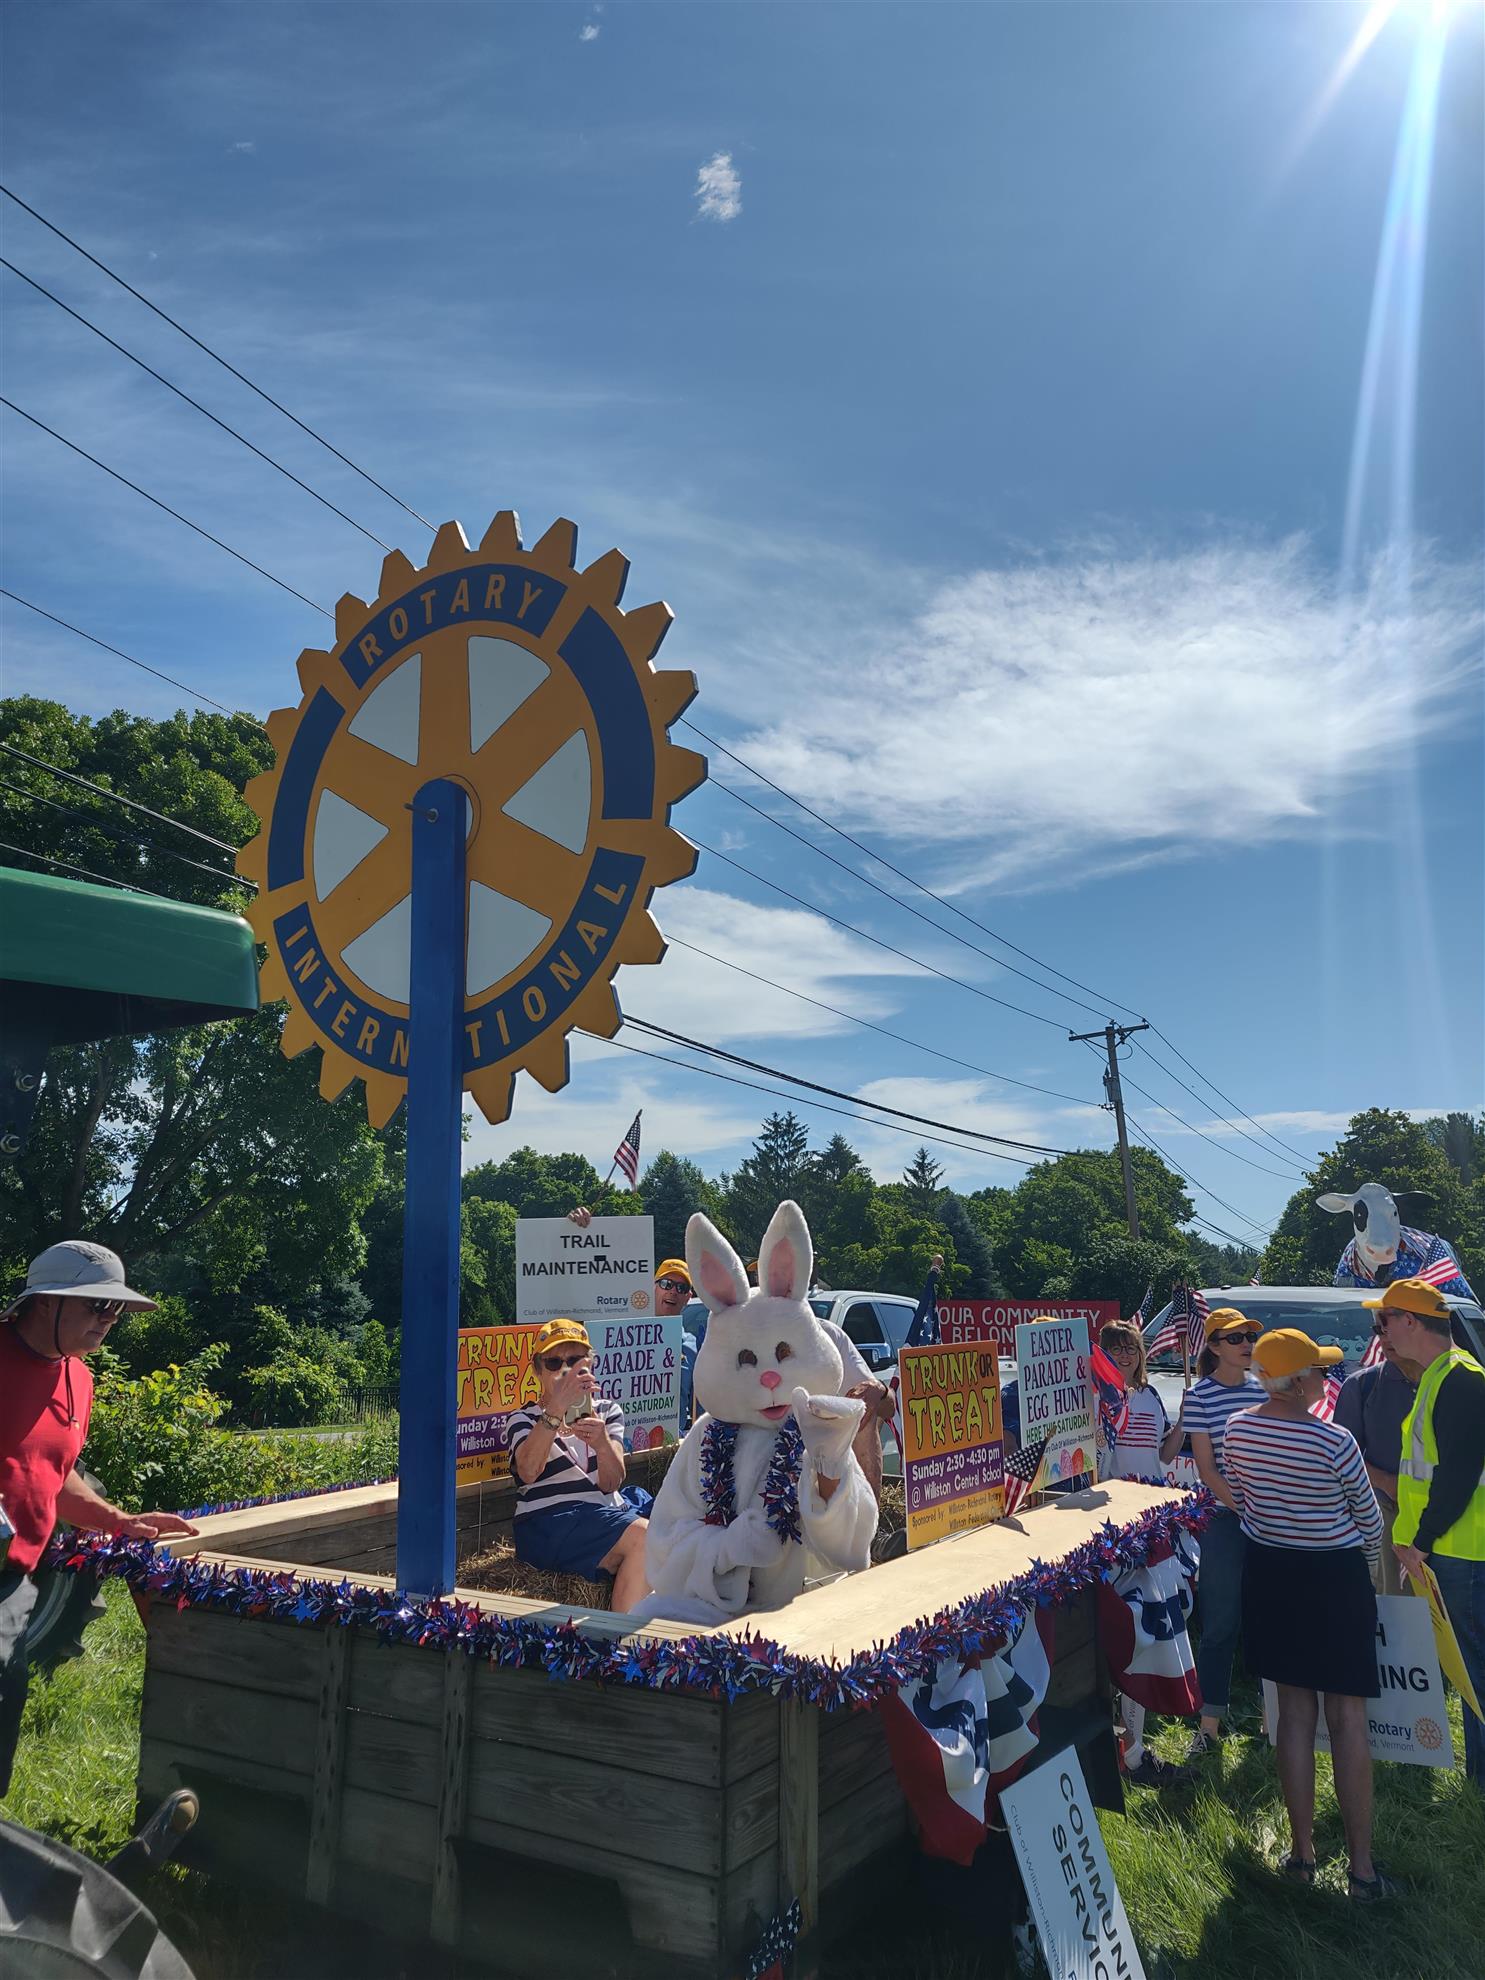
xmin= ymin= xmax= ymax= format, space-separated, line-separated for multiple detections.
xmin=262 ymin=562 xmax=658 ymax=1080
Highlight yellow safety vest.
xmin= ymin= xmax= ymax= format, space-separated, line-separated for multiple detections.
xmin=1395 ymin=1347 xmax=1485 ymax=1561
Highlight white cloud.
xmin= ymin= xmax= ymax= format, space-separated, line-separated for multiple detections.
xmin=229 ymin=139 xmax=256 ymax=153
xmin=626 ymin=884 xmax=924 ymax=1044
xmin=695 ymin=151 xmax=742 ymax=223
xmin=731 ymin=537 xmax=1483 ymax=890
xmin=579 ymin=22 xmax=599 ymax=40
xmin=841 ymin=1073 xmax=1108 ymax=1187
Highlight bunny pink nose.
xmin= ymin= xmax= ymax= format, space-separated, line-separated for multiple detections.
xmin=759 ymin=1369 xmax=782 ymax=1392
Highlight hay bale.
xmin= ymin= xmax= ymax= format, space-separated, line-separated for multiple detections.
xmin=459 ymin=1535 xmax=612 ymax=1611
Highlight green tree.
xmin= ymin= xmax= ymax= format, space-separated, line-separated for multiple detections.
xmin=901 ymin=1145 xmax=946 ymax=1215
xmin=988 ymin=1146 xmax=1194 ymax=1296
xmin=460 ymin=1195 xmax=517 ymax=1323
xmin=639 ymin=1150 xmax=718 ymax=1262
xmin=461 ymin=1146 xmax=634 ymax=1221
xmin=1261 ymin=1108 xmax=1483 ymax=1291
xmin=1422 ymin=1111 xmax=1485 ymax=1188
xmin=939 ymin=1192 xmax=995 ymax=1296
xmin=719 ymin=1112 xmax=813 ymax=1253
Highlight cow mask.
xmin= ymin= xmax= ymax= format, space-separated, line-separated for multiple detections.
xmin=1316 ymin=1182 xmax=1411 ymax=1275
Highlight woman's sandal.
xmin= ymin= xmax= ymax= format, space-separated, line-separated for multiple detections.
xmin=1347 ymin=1867 xmax=1398 ymax=1904
xmin=1280 ymin=1855 xmax=1316 ymax=1886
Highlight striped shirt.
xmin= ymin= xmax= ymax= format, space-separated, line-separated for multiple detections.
xmin=1183 ymin=1374 xmax=1263 ymax=1480
xmin=1107 ymin=1387 xmax=1169 ymax=1483
xmin=1223 ymin=1410 xmax=1383 ymax=1562
xmin=506 ymin=1396 xmax=625 ymax=1519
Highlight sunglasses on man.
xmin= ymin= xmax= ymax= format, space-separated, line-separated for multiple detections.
xmin=656 ymin=1277 xmax=689 ymax=1294
xmin=85 ymin=1298 xmax=127 ymax=1320
xmin=1213 ymin=1329 xmax=1263 ymax=1346
xmin=539 ymin=1352 xmax=591 ymax=1372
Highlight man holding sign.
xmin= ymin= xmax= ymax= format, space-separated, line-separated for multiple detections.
xmin=1368 ymin=1277 xmax=1485 ymax=1784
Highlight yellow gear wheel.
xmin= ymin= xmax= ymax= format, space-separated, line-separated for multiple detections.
xmin=237 ymin=511 xmax=705 ymax=1128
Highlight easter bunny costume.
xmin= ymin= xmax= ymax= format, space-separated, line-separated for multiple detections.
xmin=630 ymin=1201 xmax=879 ymax=1627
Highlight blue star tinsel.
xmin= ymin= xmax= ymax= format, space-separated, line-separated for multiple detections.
xmin=45 ymin=1489 xmax=1212 ymax=1712
xmin=700 ymin=1416 xmax=804 ymax=1546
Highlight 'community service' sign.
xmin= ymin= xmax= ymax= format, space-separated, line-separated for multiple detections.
xmin=1002 ymin=1749 xmax=1147 ymax=1980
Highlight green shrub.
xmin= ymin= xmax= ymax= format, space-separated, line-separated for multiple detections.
xmin=237 ymin=1347 xmax=345 ymax=1427
xmin=82 ymin=1347 xmax=398 ymax=1514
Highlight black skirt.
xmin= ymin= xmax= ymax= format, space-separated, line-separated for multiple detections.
xmin=1242 ymin=1540 xmax=1379 ymax=1696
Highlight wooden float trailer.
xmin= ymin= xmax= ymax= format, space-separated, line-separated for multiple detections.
xmin=136 ymin=1474 xmax=1180 ymax=1977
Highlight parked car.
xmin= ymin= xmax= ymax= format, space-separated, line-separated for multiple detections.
xmin=1141 ymin=1283 xmax=1485 ymax=1428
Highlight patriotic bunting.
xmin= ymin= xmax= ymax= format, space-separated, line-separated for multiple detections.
xmin=879 ymin=1603 xmax=1055 ymax=1864
xmin=1096 ymin=1526 xmax=1202 ymax=1715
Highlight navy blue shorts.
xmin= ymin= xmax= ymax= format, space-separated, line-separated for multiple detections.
xmin=514 ymin=1500 xmax=642 ymax=1581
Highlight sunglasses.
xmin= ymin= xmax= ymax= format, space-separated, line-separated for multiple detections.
xmin=85 ymin=1298 xmax=127 ymax=1320
xmin=657 ymin=1277 xmax=689 ymax=1294
xmin=1371 ymin=1314 xmax=1403 ymax=1337
xmin=539 ymin=1352 xmax=590 ymax=1372
xmin=1213 ymin=1330 xmax=1262 ymax=1346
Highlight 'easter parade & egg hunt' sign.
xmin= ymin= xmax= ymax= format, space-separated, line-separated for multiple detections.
xmin=898 ymin=1342 xmax=1005 ymax=1549
xmin=1015 ymin=1317 xmax=1097 ymax=1489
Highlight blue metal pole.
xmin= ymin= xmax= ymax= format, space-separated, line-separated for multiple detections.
xmin=397 ymin=777 xmax=467 ymax=1597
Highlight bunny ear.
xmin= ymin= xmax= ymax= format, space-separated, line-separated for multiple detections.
xmin=758 ymin=1200 xmax=813 ymax=1302
xmin=685 ymin=1213 xmax=750 ymax=1316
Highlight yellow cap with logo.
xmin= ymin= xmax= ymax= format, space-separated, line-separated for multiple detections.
xmin=1361 ymin=1277 xmax=1450 ymax=1321
xmin=655 ymin=1259 xmax=692 ymax=1288
xmin=1203 ymin=1305 xmax=1261 ymax=1341
xmin=1253 ymin=1328 xmax=1344 ymax=1379
xmin=532 ymin=1318 xmax=591 ymax=1356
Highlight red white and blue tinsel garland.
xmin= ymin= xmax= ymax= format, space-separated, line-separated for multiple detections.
xmin=44 ymin=1491 xmax=1212 ymax=1712
xmin=744 ymin=1898 xmax=802 ymax=1979
xmin=699 ymin=1417 xmax=805 ymax=1546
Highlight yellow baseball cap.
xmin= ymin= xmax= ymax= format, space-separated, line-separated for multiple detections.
xmin=1253 ymin=1328 xmax=1343 ymax=1379
xmin=655 ymin=1259 xmax=692 ymax=1288
xmin=532 ymin=1318 xmax=591 ymax=1356
xmin=1362 ymin=1277 xmax=1450 ymax=1322
xmin=1203 ymin=1305 xmax=1262 ymax=1341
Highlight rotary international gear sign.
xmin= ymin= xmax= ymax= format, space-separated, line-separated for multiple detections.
xmin=237 ymin=512 xmax=705 ymax=1125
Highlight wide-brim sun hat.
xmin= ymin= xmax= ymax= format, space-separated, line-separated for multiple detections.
xmin=4 ymin=1240 xmax=157 ymax=1317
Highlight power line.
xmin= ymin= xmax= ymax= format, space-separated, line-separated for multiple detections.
xmin=692 ymin=836 xmax=1070 ymax=1032
xmin=1 ymin=590 xmax=266 ymax=722
xmin=1123 ymin=1110 xmax=1272 ymax=1236
xmin=0 ymin=183 xmax=434 ymax=532
xmin=1146 ymin=1023 xmax=1314 ymax=1166
xmin=1117 ymin=1067 xmax=1305 ymax=1182
xmin=0 ymin=776 xmax=252 ymax=890
xmin=1 ymin=258 xmax=394 ymax=551
xmin=0 ymin=741 xmax=245 ymax=855
xmin=666 ymin=936 xmax=1100 ymax=1109
xmin=596 ymin=1034 xmax=1051 ymax=1169
xmin=705 ymin=772 xmax=1109 ymax=1023
xmin=1188 ymin=1214 xmax=1268 ymax=1253
xmin=624 ymin=1016 xmax=1075 ymax=1155
xmin=682 ymin=715 xmax=1146 ymax=1020
xmin=0 ymin=838 xmax=153 ymax=895
xmin=1 ymin=396 xmax=334 ymax=618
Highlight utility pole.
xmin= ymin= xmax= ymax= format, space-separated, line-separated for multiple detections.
xmin=1069 ymin=1020 xmax=1150 ymax=1240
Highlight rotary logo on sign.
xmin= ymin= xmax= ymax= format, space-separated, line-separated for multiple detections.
xmin=238 ymin=513 xmax=705 ymax=1125
xmin=1415 ymin=1716 xmax=1444 ymax=1751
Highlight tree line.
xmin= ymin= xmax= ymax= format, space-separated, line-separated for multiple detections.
xmin=3 ymin=696 xmax=1481 ymax=1423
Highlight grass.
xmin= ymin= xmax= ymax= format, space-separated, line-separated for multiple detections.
xmin=6 ymin=1585 xmax=1484 ymax=1980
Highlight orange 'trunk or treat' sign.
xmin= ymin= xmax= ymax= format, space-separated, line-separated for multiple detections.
xmin=898 ymin=1343 xmax=1005 ymax=1549
xmin=455 ymin=1324 xmax=541 ymax=1483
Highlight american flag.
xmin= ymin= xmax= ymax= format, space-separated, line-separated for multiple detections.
xmin=1091 ymin=1344 xmax=1129 ymax=1447
xmin=1132 ymin=1283 xmax=1156 ymax=1327
xmin=1311 ymin=1373 xmax=1343 ymax=1423
xmin=1360 ymin=1328 xmax=1386 ymax=1370
xmin=1414 ymin=1252 xmax=1464 ymax=1289
xmin=1148 ymin=1285 xmax=1208 ymax=1361
xmin=1249 ymin=1268 xmax=1262 ymax=1286
xmin=1002 ymin=1436 xmax=1050 ymax=1519
xmin=612 ymin=1111 xmax=642 ymax=1187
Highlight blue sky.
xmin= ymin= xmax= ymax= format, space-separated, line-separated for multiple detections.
xmin=2 ymin=1 xmax=1481 ymax=1251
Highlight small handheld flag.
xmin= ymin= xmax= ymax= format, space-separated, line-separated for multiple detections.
xmin=1002 ymin=1436 xmax=1050 ymax=1519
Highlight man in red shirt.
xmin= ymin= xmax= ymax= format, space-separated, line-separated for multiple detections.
xmin=1 ymin=1240 xmax=199 ymax=1795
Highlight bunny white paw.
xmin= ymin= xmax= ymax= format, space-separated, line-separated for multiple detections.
xmin=791 ymin=1387 xmax=865 ymax=1478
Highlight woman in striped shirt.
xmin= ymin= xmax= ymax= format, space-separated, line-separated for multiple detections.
xmin=1224 ymin=1328 xmax=1389 ymax=1902
xmin=1182 ymin=1306 xmax=1265 ymax=1756
xmin=507 ymin=1317 xmax=651 ymax=1611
